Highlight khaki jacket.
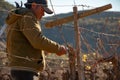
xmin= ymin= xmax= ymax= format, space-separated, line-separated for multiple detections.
xmin=6 ymin=8 xmax=61 ymax=72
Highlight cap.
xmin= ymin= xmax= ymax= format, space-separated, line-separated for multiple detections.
xmin=25 ymin=0 xmax=53 ymax=14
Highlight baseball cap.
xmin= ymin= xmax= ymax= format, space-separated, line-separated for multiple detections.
xmin=24 ymin=0 xmax=53 ymax=14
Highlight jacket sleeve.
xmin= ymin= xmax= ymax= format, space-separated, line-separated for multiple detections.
xmin=19 ymin=13 xmax=61 ymax=53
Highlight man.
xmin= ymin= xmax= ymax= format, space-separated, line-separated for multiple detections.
xmin=5 ymin=0 xmax=67 ymax=80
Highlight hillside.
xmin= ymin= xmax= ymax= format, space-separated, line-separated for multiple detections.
xmin=41 ymin=11 xmax=120 ymax=54
xmin=0 ymin=1 xmax=120 ymax=54
xmin=0 ymin=0 xmax=14 ymax=26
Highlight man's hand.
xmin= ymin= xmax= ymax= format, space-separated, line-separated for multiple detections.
xmin=56 ymin=45 xmax=67 ymax=56
xmin=67 ymin=44 xmax=76 ymax=59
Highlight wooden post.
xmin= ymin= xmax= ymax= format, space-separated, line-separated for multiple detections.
xmin=68 ymin=47 xmax=76 ymax=80
xmin=45 ymin=4 xmax=112 ymax=28
xmin=73 ymin=6 xmax=84 ymax=80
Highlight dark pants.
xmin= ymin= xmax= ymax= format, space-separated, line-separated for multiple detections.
xmin=11 ymin=70 xmax=39 ymax=80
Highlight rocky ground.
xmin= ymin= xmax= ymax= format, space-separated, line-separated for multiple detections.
xmin=0 ymin=41 xmax=119 ymax=80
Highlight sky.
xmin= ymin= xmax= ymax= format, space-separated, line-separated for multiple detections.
xmin=5 ymin=0 xmax=120 ymax=16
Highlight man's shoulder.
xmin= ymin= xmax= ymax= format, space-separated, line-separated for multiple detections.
xmin=21 ymin=8 xmax=35 ymax=19
xmin=16 ymin=8 xmax=31 ymax=15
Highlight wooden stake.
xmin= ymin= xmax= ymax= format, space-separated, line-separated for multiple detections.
xmin=45 ymin=4 xmax=112 ymax=28
xmin=68 ymin=46 xmax=76 ymax=80
xmin=73 ymin=6 xmax=85 ymax=80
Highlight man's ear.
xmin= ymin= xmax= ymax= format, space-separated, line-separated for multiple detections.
xmin=31 ymin=2 xmax=37 ymax=9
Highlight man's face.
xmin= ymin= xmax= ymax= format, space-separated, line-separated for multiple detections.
xmin=32 ymin=3 xmax=45 ymax=20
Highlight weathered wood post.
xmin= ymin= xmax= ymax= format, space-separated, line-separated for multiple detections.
xmin=45 ymin=4 xmax=112 ymax=28
xmin=73 ymin=6 xmax=85 ymax=80
xmin=68 ymin=45 xmax=76 ymax=80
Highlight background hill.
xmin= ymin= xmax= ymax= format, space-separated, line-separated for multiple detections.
xmin=0 ymin=0 xmax=120 ymax=54
xmin=0 ymin=0 xmax=14 ymax=51
xmin=41 ymin=11 xmax=120 ymax=54
xmin=0 ymin=0 xmax=14 ymax=26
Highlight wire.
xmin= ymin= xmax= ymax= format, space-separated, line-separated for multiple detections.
xmin=80 ymin=27 xmax=120 ymax=38
xmin=49 ymin=0 xmax=57 ymax=16
xmin=49 ymin=0 xmax=69 ymax=48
